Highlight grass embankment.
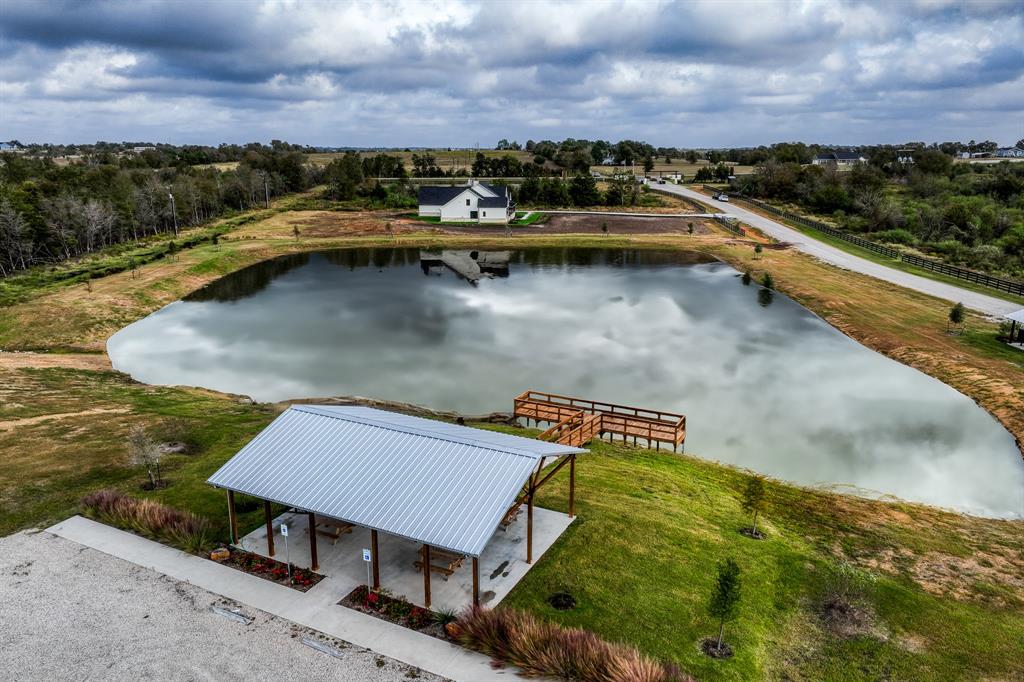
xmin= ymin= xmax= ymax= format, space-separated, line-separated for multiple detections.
xmin=504 ymin=437 xmax=1024 ymax=681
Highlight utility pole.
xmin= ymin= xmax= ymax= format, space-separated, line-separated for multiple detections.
xmin=167 ymin=187 xmax=179 ymax=236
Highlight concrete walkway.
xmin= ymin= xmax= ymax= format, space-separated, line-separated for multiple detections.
xmin=653 ymin=184 xmax=1020 ymax=316
xmin=47 ymin=516 xmax=516 ymax=681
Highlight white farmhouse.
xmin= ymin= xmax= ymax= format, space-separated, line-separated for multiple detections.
xmin=418 ymin=180 xmax=515 ymax=224
xmin=812 ymin=151 xmax=867 ymax=166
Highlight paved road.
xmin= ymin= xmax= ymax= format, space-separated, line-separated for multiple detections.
xmin=653 ymin=184 xmax=1020 ymax=316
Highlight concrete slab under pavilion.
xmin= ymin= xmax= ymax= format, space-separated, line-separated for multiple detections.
xmin=237 ymin=506 xmax=572 ymax=611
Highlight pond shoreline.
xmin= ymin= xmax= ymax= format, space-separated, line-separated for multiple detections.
xmin=3 ymin=227 xmax=1023 ymax=514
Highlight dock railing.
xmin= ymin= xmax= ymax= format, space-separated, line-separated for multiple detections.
xmin=515 ymin=390 xmax=686 ymax=450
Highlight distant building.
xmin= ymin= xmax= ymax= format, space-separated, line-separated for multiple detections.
xmin=418 ymin=180 xmax=515 ymax=224
xmin=131 ymin=146 xmax=157 ymax=153
xmin=896 ymin=149 xmax=916 ymax=164
xmin=0 ymin=141 xmax=24 ymax=152
xmin=812 ymin=151 xmax=867 ymax=166
xmin=994 ymin=147 xmax=1024 ymax=158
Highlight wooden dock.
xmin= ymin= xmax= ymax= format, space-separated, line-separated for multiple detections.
xmin=514 ymin=390 xmax=686 ymax=450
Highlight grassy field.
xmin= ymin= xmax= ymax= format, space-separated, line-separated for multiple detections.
xmin=593 ymin=159 xmax=756 ymax=178
xmin=198 ymin=148 xmax=537 ymax=173
xmin=2 ymin=200 xmax=1023 ymax=680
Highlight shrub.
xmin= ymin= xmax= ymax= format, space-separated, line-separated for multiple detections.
xmin=455 ymin=606 xmax=690 ymax=681
xmin=81 ymin=489 xmax=212 ymax=553
xmin=873 ymin=229 xmax=917 ymax=245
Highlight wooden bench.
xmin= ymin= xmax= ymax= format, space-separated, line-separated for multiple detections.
xmin=413 ymin=546 xmax=465 ymax=581
xmin=315 ymin=517 xmax=354 ymax=545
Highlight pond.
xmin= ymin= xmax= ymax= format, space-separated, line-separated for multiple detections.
xmin=107 ymin=248 xmax=1024 ymax=518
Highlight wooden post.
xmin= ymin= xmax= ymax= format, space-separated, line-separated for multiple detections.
xmin=227 ymin=490 xmax=238 ymax=544
xmin=307 ymin=511 xmax=318 ymax=571
xmin=527 ymin=490 xmax=534 ymax=563
xmin=422 ymin=544 xmax=432 ymax=608
xmin=568 ymin=454 xmax=575 ymax=518
xmin=264 ymin=500 xmax=275 ymax=557
xmin=472 ymin=557 xmax=480 ymax=606
xmin=371 ymin=530 xmax=380 ymax=590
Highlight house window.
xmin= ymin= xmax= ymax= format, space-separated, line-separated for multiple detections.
xmin=466 ymin=199 xmax=470 ymax=206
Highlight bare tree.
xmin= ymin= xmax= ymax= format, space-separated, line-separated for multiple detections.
xmin=82 ymin=199 xmax=116 ymax=252
xmin=0 ymin=200 xmax=31 ymax=274
xmin=128 ymin=424 xmax=163 ymax=488
xmin=41 ymin=194 xmax=84 ymax=259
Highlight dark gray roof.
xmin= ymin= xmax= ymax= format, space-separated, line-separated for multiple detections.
xmin=478 ymin=196 xmax=509 ymax=208
xmin=208 ymin=405 xmax=586 ymax=556
xmin=478 ymin=182 xmax=508 ymax=197
xmin=418 ymin=185 xmax=469 ymax=205
xmin=816 ymin=151 xmax=864 ymax=161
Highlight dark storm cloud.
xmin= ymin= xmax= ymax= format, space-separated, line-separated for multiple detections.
xmin=1 ymin=0 xmax=1021 ymax=146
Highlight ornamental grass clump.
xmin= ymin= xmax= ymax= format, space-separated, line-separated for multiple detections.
xmin=81 ymin=489 xmax=211 ymax=553
xmin=454 ymin=606 xmax=690 ymax=682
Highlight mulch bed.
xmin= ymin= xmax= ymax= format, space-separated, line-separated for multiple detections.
xmin=701 ymin=638 xmax=734 ymax=659
xmin=739 ymin=527 xmax=766 ymax=540
xmin=339 ymin=585 xmax=449 ymax=640
xmin=218 ymin=548 xmax=324 ymax=592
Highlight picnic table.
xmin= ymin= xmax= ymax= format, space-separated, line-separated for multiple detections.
xmin=315 ymin=517 xmax=354 ymax=545
xmin=500 ymin=503 xmax=521 ymax=531
xmin=414 ymin=546 xmax=465 ymax=581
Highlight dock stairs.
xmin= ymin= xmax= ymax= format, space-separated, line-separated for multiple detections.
xmin=514 ymin=390 xmax=686 ymax=451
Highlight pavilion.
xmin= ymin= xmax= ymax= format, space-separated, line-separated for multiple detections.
xmin=207 ymin=405 xmax=586 ymax=608
xmin=1004 ymin=309 xmax=1024 ymax=349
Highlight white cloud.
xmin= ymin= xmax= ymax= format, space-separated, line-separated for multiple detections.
xmin=0 ymin=0 xmax=1021 ymax=145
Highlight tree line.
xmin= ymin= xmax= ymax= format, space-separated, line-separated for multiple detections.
xmin=733 ymin=155 xmax=1024 ymax=276
xmin=0 ymin=145 xmax=316 ymax=276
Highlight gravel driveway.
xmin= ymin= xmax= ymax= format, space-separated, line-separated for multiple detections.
xmin=0 ymin=530 xmax=445 ymax=681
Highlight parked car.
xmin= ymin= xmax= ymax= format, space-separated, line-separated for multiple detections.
xmin=715 ymin=193 xmax=729 ymax=202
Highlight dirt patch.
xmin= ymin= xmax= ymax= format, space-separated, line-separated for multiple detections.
xmin=819 ymin=594 xmax=879 ymax=640
xmin=0 ymin=407 xmax=130 ymax=432
xmin=528 ymin=213 xmax=717 ymax=235
xmin=907 ymin=551 xmax=1024 ymax=605
xmin=254 ymin=211 xmax=434 ymax=239
xmin=0 ymin=352 xmax=111 ymax=371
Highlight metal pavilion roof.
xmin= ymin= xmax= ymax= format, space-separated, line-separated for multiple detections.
xmin=1004 ymin=309 xmax=1024 ymax=324
xmin=207 ymin=405 xmax=586 ymax=557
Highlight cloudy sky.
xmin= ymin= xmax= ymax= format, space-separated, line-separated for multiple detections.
xmin=1 ymin=0 xmax=1022 ymax=148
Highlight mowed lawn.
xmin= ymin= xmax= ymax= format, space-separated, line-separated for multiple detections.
xmin=501 ymin=437 xmax=1024 ymax=681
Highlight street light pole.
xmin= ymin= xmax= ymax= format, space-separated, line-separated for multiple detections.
xmin=167 ymin=188 xmax=178 ymax=236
